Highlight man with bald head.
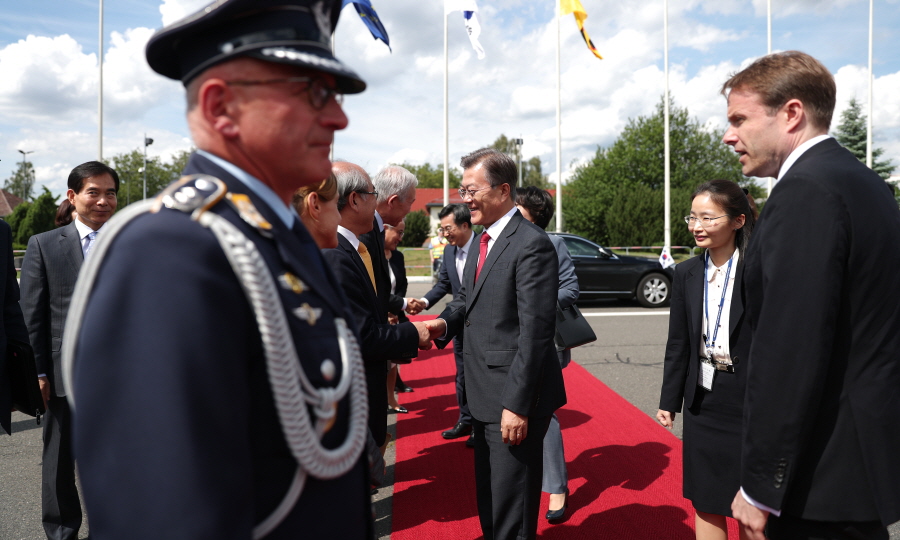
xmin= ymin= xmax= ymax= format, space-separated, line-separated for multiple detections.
xmin=322 ymin=162 xmax=437 ymax=451
xmin=67 ymin=1 xmax=374 ymax=538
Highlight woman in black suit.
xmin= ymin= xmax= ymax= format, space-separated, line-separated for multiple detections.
xmin=657 ymin=179 xmax=755 ymax=540
xmin=384 ymin=219 xmax=409 ymax=413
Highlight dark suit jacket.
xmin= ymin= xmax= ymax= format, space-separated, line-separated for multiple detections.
xmin=658 ymin=254 xmax=750 ymax=414
xmin=70 ymin=153 xmax=372 ymax=539
xmin=424 ymin=234 xmax=480 ymax=309
xmin=387 ymin=249 xmax=408 ymax=323
xmin=322 ymin=234 xmax=418 ymax=444
xmin=742 ymin=137 xmax=900 ymax=524
xmin=359 ymin=217 xmax=405 ymax=316
xmin=437 ymin=211 xmax=566 ymax=422
xmin=0 ymin=220 xmax=29 ymax=434
xmin=19 ymin=221 xmax=83 ymax=398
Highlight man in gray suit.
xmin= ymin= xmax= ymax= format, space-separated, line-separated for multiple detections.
xmin=20 ymin=161 xmax=119 ymax=540
xmin=430 ymin=148 xmax=566 ymax=540
xmin=417 ymin=204 xmax=477 ymax=444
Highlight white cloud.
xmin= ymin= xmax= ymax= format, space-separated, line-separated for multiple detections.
xmin=159 ymin=0 xmax=210 ymax=27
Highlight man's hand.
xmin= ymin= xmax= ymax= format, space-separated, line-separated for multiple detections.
xmin=405 ymin=298 xmax=425 ymax=315
xmin=500 ymin=408 xmax=528 ymax=446
xmin=732 ymin=490 xmax=769 ymax=540
xmin=38 ymin=376 xmax=50 ymax=409
xmin=387 ymin=312 xmax=399 ymax=325
xmin=411 ymin=321 xmax=434 ymax=350
xmin=424 ymin=318 xmax=446 ymax=340
xmin=656 ymin=409 xmax=676 ymax=428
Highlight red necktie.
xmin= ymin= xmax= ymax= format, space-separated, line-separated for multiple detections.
xmin=475 ymin=232 xmax=491 ymax=281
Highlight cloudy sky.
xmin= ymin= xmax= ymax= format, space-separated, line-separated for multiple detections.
xmin=1 ymin=0 xmax=898 ymax=198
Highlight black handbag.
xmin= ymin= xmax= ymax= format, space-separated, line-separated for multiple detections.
xmin=7 ymin=338 xmax=44 ymax=423
xmin=554 ymin=303 xmax=597 ymax=350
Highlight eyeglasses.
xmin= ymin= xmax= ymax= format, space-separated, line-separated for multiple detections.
xmin=684 ymin=215 xmax=729 ymax=228
xmin=438 ymin=225 xmax=459 ymax=234
xmin=458 ymin=185 xmax=495 ymax=199
xmin=224 ymin=76 xmax=343 ymax=110
xmin=387 ymin=226 xmax=405 ymax=237
xmin=355 ymin=189 xmax=378 ymax=197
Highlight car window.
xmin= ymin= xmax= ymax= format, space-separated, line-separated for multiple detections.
xmin=563 ymin=237 xmax=602 ymax=257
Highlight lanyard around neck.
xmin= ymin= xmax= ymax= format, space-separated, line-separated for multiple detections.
xmin=703 ymin=251 xmax=734 ymax=357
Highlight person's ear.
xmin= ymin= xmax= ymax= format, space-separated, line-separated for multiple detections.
xmin=199 ymin=78 xmax=240 ymax=138
xmin=306 ymin=192 xmax=321 ymax=221
xmin=66 ymin=189 xmax=76 ymax=205
xmin=734 ymin=214 xmax=746 ymax=230
xmin=783 ymin=98 xmax=804 ymax=133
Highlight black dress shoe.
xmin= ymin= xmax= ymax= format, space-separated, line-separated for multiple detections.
xmin=387 ymin=405 xmax=408 ymax=414
xmin=465 ymin=434 xmax=475 ymax=448
xmin=395 ymin=383 xmax=414 ymax=393
xmin=545 ymin=488 xmax=569 ymax=522
xmin=441 ymin=422 xmax=472 ymax=439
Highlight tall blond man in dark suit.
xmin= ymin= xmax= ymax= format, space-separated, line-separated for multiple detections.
xmin=723 ymin=51 xmax=900 ymax=540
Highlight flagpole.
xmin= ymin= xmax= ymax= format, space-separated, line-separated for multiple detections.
xmin=98 ymin=0 xmax=104 ymax=161
xmin=555 ymin=0 xmax=562 ymax=233
xmin=866 ymin=0 xmax=873 ymax=169
xmin=443 ymin=4 xmax=450 ymax=206
xmin=331 ymin=32 xmax=336 ymax=161
xmin=663 ymin=0 xmax=670 ymax=249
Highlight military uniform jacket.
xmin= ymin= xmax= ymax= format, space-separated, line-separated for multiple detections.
xmin=70 ymin=153 xmax=372 ymax=539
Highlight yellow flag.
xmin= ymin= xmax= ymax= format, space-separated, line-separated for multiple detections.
xmin=559 ymin=0 xmax=603 ymax=59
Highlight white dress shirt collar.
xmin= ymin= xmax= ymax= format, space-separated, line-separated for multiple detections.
xmin=777 ymin=134 xmax=831 ymax=181
xmin=337 ymin=225 xmax=360 ymax=251
xmin=483 ymin=206 xmax=519 ymax=247
xmin=458 ymin=231 xmax=475 ymax=257
xmin=374 ymin=211 xmax=384 ymax=234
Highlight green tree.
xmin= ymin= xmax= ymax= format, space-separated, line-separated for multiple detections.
xmin=6 ymin=201 xmax=31 ymax=249
xmin=3 ymin=160 xmax=36 ymax=201
xmin=832 ymin=98 xmax=896 ymax=180
xmin=564 ymin=97 xmax=755 ymax=247
xmin=105 ymin=148 xmax=194 ymax=208
xmin=395 ymin=162 xmax=462 ymax=189
xmin=401 ymin=209 xmax=430 ymax=248
xmin=489 ymin=135 xmax=549 ymax=189
xmin=14 ymin=187 xmax=57 ymax=246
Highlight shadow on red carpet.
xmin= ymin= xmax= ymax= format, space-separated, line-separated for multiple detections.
xmin=391 ymin=341 xmax=740 ymax=539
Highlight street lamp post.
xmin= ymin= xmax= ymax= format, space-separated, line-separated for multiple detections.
xmin=514 ymin=138 xmax=523 ymax=187
xmin=143 ymin=135 xmax=153 ymax=200
xmin=17 ymin=149 xmax=34 ymax=200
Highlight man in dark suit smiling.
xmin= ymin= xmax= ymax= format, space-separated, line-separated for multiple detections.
xmin=430 ymin=148 xmax=566 ymax=540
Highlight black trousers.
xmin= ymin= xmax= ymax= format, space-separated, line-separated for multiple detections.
xmin=473 ymin=415 xmax=551 ymax=540
xmin=42 ymin=395 xmax=81 ymax=540
xmin=767 ymin=514 xmax=888 ymax=540
xmin=453 ymin=337 xmax=471 ymax=426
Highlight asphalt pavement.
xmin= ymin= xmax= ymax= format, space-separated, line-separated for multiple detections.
xmin=2 ymin=280 xmax=897 ymax=539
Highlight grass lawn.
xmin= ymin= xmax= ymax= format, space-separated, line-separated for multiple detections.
xmin=399 ymin=247 xmax=433 ymax=277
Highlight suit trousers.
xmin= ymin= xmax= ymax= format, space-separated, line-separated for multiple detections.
xmin=541 ymin=413 xmax=567 ymax=494
xmin=42 ymin=395 xmax=82 ymax=540
xmin=453 ymin=337 xmax=471 ymax=426
xmin=473 ymin=415 xmax=551 ymax=540
xmin=767 ymin=514 xmax=888 ymax=540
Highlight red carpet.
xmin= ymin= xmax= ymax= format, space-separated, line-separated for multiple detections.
xmin=391 ymin=338 xmax=742 ymax=539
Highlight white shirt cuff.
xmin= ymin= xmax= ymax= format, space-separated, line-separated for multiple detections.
xmin=37 ymin=373 xmax=46 ymax=378
xmin=420 ymin=297 xmax=430 ymax=309
xmin=437 ymin=318 xmax=448 ymax=340
xmin=401 ymin=298 xmax=408 ymax=310
xmin=740 ymin=487 xmax=781 ymax=517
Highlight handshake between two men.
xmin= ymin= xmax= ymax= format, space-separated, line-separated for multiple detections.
xmin=410 ymin=318 xmax=446 ymax=350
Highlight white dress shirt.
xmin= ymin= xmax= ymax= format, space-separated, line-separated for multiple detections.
xmin=699 ymin=248 xmax=739 ymax=370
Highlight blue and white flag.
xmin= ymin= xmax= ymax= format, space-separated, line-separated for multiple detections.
xmin=659 ymin=246 xmax=675 ymax=269
xmin=445 ymin=0 xmax=485 ymax=59
xmin=342 ymin=0 xmax=391 ymax=51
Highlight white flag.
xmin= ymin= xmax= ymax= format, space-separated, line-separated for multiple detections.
xmin=445 ymin=0 xmax=485 ymax=59
xmin=659 ymin=246 xmax=675 ymax=269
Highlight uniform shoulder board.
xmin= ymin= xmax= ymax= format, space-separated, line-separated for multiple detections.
xmin=153 ymin=174 xmax=227 ymax=221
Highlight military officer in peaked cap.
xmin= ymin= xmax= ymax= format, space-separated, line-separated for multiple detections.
xmin=64 ymin=1 xmax=374 ymax=538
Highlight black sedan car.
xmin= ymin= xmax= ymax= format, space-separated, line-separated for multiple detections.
xmin=549 ymin=232 xmax=674 ymax=308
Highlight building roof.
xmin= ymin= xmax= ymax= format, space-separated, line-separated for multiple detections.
xmin=0 ymin=189 xmax=25 ymax=217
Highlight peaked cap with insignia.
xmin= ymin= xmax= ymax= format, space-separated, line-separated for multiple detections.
xmin=145 ymin=0 xmax=366 ymax=93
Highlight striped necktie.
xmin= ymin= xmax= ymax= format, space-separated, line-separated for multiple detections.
xmin=357 ymin=243 xmax=377 ymax=293
xmin=84 ymin=230 xmax=99 ymax=257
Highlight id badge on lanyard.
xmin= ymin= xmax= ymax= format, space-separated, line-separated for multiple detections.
xmin=699 ymin=252 xmax=733 ymax=392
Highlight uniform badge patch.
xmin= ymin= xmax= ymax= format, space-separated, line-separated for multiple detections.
xmin=279 ymin=273 xmax=306 ymax=294
xmin=294 ymin=303 xmax=322 ymax=326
